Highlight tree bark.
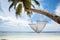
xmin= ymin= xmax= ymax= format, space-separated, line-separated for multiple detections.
xmin=27 ymin=8 xmax=60 ymax=24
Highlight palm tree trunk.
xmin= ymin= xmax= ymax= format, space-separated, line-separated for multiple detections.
xmin=27 ymin=8 xmax=60 ymax=24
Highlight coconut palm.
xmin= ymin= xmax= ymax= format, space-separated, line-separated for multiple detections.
xmin=8 ymin=0 xmax=60 ymax=24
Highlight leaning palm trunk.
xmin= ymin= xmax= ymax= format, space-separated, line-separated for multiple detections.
xmin=27 ymin=8 xmax=60 ymax=24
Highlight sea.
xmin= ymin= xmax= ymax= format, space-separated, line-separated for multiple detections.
xmin=0 ymin=31 xmax=60 ymax=40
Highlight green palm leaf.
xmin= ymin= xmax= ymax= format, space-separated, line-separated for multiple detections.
xmin=9 ymin=2 xmax=13 ymax=11
xmin=8 ymin=0 xmax=19 ymax=10
xmin=34 ymin=0 xmax=40 ymax=6
xmin=23 ymin=0 xmax=34 ymax=16
xmin=16 ymin=4 xmax=22 ymax=17
xmin=8 ymin=0 xmax=14 ymax=2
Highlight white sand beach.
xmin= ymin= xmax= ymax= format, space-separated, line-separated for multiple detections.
xmin=0 ymin=33 xmax=60 ymax=40
xmin=0 ymin=36 xmax=60 ymax=40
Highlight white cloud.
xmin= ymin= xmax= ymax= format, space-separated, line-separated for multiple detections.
xmin=55 ymin=3 xmax=60 ymax=16
xmin=0 ymin=16 xmax=33 ymax=32
xmin=0 ymin=16 xmax=30 ymax=26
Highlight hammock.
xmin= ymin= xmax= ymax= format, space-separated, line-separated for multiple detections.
xmin=29 ymin=21 xmax=47 ymax=33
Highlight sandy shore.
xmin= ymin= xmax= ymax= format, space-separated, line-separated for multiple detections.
xmin=0 ymin=32 xmax=60 ymax=40
xmin=0 ymin=35 xmax=60 ymax=40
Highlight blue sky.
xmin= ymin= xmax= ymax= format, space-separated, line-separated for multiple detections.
xmin=42 ymin=0 xmax=60 ymax=12
xmin=0 ymin=0 xmax=60 ymax=32
xmin=0 ymin=1 xmax=3 ymax=12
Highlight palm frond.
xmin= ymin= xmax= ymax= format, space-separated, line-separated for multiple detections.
xmin=27 ymin=11 xmax=32 ymax=16
xmin=13 ymin=0 xmax=18 ymax=9
xmin=23 ymin=0 xmax=34 ymax=9
xmin=16 ymin=4 xmax=22 ymax=16
xmin=9 ymin=2 xmax=13 ymax=11
xmin=34 ymin=0 xmax=40 ymax=6
xmin=8 ymin=0 xmax=19 ymax=10
xmin=8 ymin=0 xmax=14 ymax=2
xmin=23 ymin=0 xmax=35 ymax=16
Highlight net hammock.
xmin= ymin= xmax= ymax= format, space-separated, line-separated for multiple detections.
xmin=29 ymin=21 xmax=47 ymax=33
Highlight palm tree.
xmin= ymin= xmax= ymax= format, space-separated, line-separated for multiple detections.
xmin=8 ymin=0 xmax=60 ymax=24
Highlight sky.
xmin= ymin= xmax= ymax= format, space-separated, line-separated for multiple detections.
xmin=0 ymin=0 xmax=60 ymax=32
